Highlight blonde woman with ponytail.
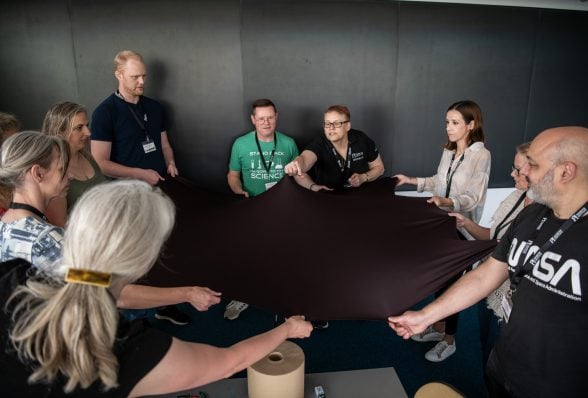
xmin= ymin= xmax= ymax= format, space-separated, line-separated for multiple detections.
xmin=1 ymin=180 xmax=313 ymax=396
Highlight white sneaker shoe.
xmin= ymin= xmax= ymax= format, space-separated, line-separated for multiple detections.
xmin=411 ymin=325 xmax=444 ymax=342
xmin=224 ymin=300 xmax=249 ymax=320
xmin=425 ymin=340 xmax=456 ymax=362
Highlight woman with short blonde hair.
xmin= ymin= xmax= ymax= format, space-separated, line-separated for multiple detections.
xmin=284 ymin=104 xmax=385 ymax=191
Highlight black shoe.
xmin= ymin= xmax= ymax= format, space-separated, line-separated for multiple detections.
xmin=312 ymin=320 xmax=329 ymax=329
xmin=154 ymin=306 xmax=191 ymax=326
xmin=274 ymin=314 xmax=286 ymax=327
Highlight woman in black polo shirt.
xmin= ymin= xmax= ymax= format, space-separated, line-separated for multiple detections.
xmin=285 ymin=105 xmax=385 ymax=191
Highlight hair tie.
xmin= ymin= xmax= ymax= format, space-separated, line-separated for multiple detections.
xmin=65 ymin=268 xmax=112 ymax=288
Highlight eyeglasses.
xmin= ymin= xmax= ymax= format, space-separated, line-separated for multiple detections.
xmin=255 ymin=116 xmax=275 ymax=124
xmin=511 ymin=164 xmax=522 ymax=176
xmin=323 ymin=120 xmax=349 ymax=129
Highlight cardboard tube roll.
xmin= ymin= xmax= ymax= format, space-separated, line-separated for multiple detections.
xmin=247 ymin=341 xmax=305 ymax=398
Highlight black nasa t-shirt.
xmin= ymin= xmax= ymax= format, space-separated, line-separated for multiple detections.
xmin=306 ymin=129 xmax=379 ymax=190
xmin=491 ymin=203 xmax=588 ymax=398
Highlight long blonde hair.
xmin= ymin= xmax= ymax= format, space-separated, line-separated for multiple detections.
xmin=8 ymin=180 xmax=175 ymax=392
xmin=41 ymin=102 xmax=86 ymax=140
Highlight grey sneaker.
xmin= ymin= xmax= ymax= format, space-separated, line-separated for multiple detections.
xmin=223 ymin=300 xmax=249 ymax=320
xmin=411 ymin=325 xmax=444 ymax=342
xmin=425 ymin=340 xmax=456 ymax=362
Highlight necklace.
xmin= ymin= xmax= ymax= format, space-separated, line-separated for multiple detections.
xmin=71 ymin=152 xmax=93 ymax=180
xmin=9 ymin=202 xmax=48 ymax=221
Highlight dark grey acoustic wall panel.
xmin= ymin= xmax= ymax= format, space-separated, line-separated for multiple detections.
xmin=0 ymin=1 xmax=78 ymax=130
xmin=525 ymin=10 xmax=588 ymax=137
xmin=68 ymin=0 xmax=244 ymax=190
xmin=393 ymin=2 xmax=538 ymax=187
xmin=1 ymin=0 xmax=587 ymax=191
xmin=240 ymin=0 xmax=398 ymax=161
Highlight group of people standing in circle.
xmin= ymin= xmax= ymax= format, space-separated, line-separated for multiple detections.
xmin=1 ymin=47 xmax=561 ymax=397
xmin=0 ymin=51 xmax=313 ymax=396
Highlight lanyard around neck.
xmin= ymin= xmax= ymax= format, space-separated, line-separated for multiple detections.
xmin=445 ymin=152 xmax=465 ymax=198
xmin=492 ymin=192 xmax=527 ymax=240
xmin=116 ymin=91 xmax=149 ymax=140
xmin=255 ymin=133 xmax=277 ymax=173
xmin=510 ymin=201 xmax=588 ymax=292
xmin=9 ymin=202 xmax=48 ymax=222
xmin=329 ymin=142 xmax=352 ymax=174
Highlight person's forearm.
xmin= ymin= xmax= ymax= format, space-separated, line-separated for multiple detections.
xmin=222 ymin=322 xmax=290 ymax=377
xmin=162 ymin=143 xmax=175 ymax=168
xmin=293 ymin=173 xmax=317 ymax=190
xmin=366 ymin=164 xmax=384 ymax=182
xmin=419 ymin=176 xmax=435 ymax=192
xmin=285 ymin=151 xmax=317 ymax=177
xmin=117 ymin=284 xmax=189 ymax=309
xmin=294 ymin=155 xmax=311 ymax=173
xmin=463 ymin=219 xmax=491 ymax=240
xmin=96 ymin=158 xmax=142 ymax=180
xmin=160 ymin=132 xmax=176 ymax=168
xmin=227 ymin=173 xmax=244 ymax=194
xmin=420 ymin=261 xmax=506 ymax=325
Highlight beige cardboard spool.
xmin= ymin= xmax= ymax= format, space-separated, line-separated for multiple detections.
xmin=247 ymin=340 xmax=305 ymax=398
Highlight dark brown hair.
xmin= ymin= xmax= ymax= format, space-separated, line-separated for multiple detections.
xmin=444 ymin=100 xmax=484 ymax=150
xmin=251 ymin=99 xmax=277 ymax=116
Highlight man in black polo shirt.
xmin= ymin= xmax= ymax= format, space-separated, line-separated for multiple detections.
xmin=91 ymin=50 xmax=178 ymax=185
xmin=389 ymin=126 xmax=588 ymax=398
xmin=284 ymin=105 xmax=385 ymax=191
xmin=91 ymin=50 xmax=187 ymax=325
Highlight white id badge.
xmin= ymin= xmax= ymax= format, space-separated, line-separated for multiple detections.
xmin=501 ymin=295 xmax=513 ymax=323
xmin=142 ymin=139 xmax=156 ymax=154
xmin=265 ymin=182 xmax=277 ymax=191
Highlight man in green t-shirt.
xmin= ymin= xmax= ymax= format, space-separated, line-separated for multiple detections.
xmin=227 ymin=99 xmax=299 ymax=198
xmin=224 ymin=99 xmax=299 ymax=320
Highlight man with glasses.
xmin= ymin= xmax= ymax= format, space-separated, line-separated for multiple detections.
xmin=227 ymin=98 xmax=299 ymax=198
xmin=284 ymin=105 xmax=384 ymax=191
xmin=389 ymin=127 xmax=588 ymax=397
xmin=225 ymin=98 xmax=299 ymax=320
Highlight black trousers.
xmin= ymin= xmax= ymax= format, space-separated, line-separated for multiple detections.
xmin=434 ymin=273 xmax=461 ymax=335
xmin=435 ymin=230 xmax=470 ymax=335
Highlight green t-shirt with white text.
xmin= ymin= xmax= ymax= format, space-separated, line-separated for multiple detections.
xmin=228 ymin=131 xmax=299 ymax=197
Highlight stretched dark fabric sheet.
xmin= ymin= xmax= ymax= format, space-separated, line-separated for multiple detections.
xmin=148 ymin=177 xmax=496 ymax=321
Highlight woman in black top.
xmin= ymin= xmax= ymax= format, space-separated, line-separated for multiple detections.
xmin=285 ymin=105 xmax=385 ymax=191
